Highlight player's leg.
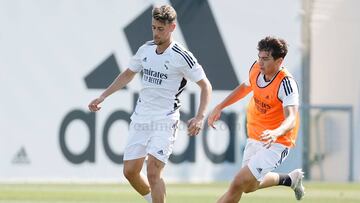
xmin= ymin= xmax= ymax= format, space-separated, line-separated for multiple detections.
xmin=123 ymin=121 xmax=152 ymax=202
xmin=243 ymin=141 xmax=290 ymax=190
xmin=147 ymin=155 xmax=166 ymax=203
xmin=217 ymin=165 xmax=259 ymax=203
xmin=253 ymin=142 xmax=304 ymax=200
xmin=146 ymin=118 xmax=179 ymax=203
xmin=216 ymin=139 xmax=262 ymax=203
xmin=258 ymin=171 xmax=293 ymax=189
xmin=258 ymin=172 xmax=280 ymax=188
xmin=258 ymin=169 xmax=305 ymax=200
xmin=123 ymin=158 xmax=151 ymax=195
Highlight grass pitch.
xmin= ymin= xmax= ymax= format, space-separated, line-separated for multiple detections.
xmin=0 ymin=182 xmax=360 ymax=203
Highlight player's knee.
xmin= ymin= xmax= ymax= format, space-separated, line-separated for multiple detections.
xmin=243 ymin=185 xmax=257 ymax=194
xmin=123 ymin=166 xmax=137 ymax=180
xmin=231 ymin=175 xmax=256 ymax=193
xmin=243 ymin=179 xmax=259 ymax=194
xmin=146 ymin=155 xmax=165 ymax=185
xmin=146 ymin=173 xmax=157 ymax=185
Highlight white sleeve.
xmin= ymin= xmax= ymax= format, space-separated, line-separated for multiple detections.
xmin=278 ymin=77 xmax=299 ymax=107
xmin=128 ymin=45 xmax=145 ymax=73
xmin=178 ymin=51 xmax=206 ymax=82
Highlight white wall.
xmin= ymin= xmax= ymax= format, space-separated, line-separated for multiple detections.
xmin=0 ymin=0 xmax=302 ymax=182
xmin=310 ymin=0 xmax=360 ymax=181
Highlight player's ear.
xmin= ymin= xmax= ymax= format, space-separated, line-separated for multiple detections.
xmin=169 ymin=22 xmax=176 ymax=32
xmin=276 ymin=57 xmax=284 ymax=65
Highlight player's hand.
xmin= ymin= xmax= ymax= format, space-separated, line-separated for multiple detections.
xmin=187 ymin=116 xmax=204 ymax=136
xmin=260 ymin=129 xmax=279 ymax=148
xmin=88 ymin=96 xmax=105 ymax=112
xmin=207 ymin=106 xmax=222 ymax=129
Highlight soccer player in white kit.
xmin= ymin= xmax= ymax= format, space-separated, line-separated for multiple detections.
xmin=88 ymin=5 xmax=212 ymax=203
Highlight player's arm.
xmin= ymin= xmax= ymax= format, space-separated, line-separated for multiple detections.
xmin=88 ymin=68 xmax=137 ymax=112
xmin=260 ymin=105 xmax=298 ymax=148
xmin=277 ymin=105 xmax=298 ymax=134
xmin=260 ymin=77 xmax=299 ymax=148
xmin=216 ymin=82 xmax=252 ymax=109
xmin=195 ymin=78 xmax=212 ymax=119
xmin=187 ymin=78 xmax=212 ymax=136
xmin=175 ymin=48 xmax=212 ymax=136
xmin=207 ymin=81 xmax=252 ymax=128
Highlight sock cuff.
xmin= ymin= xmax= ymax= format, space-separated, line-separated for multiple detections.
xmin=143 ymin=193 xmax=152 ymax=203
xmin=278 ymin=174 xmax=292 ymax=187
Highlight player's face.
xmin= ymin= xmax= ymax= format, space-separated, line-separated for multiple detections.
xmin=257 ymin=51 xmax=283 ymax=76
xmin=152 ymin=19 xmax=175 ymax=45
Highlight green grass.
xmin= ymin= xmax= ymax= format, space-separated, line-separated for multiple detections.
xmin=0 ymin=182 xmax=359 ymax=203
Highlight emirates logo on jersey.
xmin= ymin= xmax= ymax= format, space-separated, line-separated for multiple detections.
xmin=143 ymin=68 xmax=168 ymax=85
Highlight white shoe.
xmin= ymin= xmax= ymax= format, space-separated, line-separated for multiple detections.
xmin=288 ymin=169 xmax=305 ymax=200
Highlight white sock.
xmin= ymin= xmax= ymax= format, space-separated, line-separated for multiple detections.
xmin=143 ymin=193 xmax=152 ymax=203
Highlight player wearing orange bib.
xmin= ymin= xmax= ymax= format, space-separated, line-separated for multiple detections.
xmin=208 ymin=36 xmax=305 ymax=203
xmin=247 ymin=61 xmax=300 ymax=148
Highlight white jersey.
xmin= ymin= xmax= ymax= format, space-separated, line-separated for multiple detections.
xmin=128 ymin=40 xmax=206 ymax=122
xmin=245 ymin=70 xmax=299 ymax=107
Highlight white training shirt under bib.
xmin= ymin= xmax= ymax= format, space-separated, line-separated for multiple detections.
xmin=128 ymin=40 xmax=206 ymax=122
xmin=244 ymin=68 xmax=299 ymax=107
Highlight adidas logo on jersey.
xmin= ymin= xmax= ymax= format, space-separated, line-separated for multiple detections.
xmin=142 ymin=57 xmax=147 ymax=62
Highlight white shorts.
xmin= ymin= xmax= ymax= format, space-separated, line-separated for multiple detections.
xmin=123 ymin=118 xmax=179 ymax=164
xmin=242 ymin=139 xmax=290 ymax=181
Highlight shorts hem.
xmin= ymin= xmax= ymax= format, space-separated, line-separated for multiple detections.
xmin=247 ymin=164 xmax=264 ymax=182
xmin=148 ymin=152 xmax=168 ymax=164
xmin=123 ymin=154 xmax=146 ymax=161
